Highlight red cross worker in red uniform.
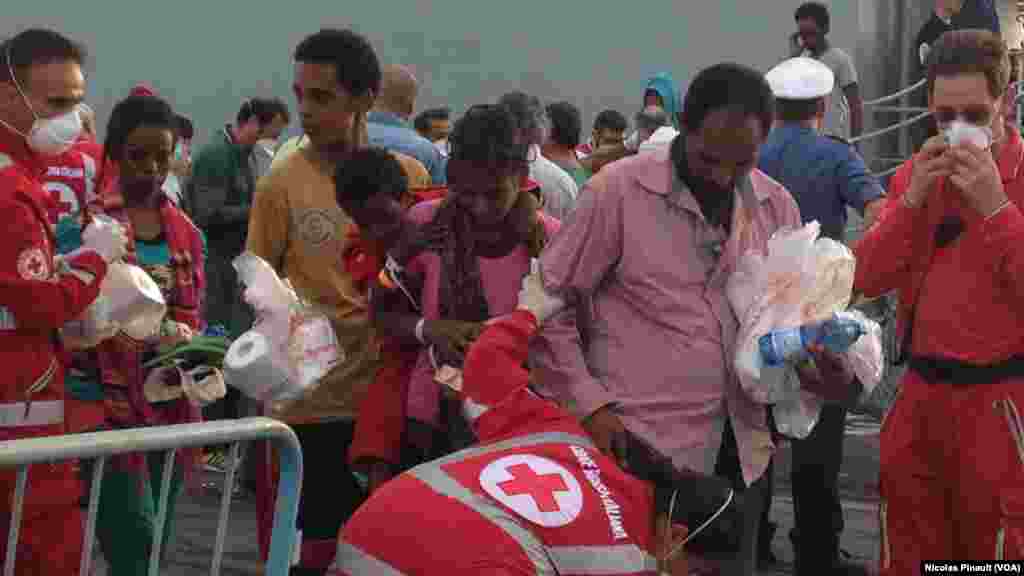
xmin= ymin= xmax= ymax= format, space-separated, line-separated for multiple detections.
xmin=0 ymin=29 xmax=127 ymax=575
xmin=854 ymin=30 xmax=1024 ymax=570
xmin=330 ymin=265 xmax=748 ymax=575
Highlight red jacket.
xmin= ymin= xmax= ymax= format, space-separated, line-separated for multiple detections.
xmin=39 ymin=138 xmax=104 ymax=224
xmin=0 ymin=132 xmax=108 ymax=410
xmin=333 ymin=311 xmax=661 ymax=575
xmin=854 ymin=127 xmax=1024 ymax=363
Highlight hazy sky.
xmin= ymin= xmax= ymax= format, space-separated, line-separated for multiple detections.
xmin=3 ymin=0 xmax=861 ymax=144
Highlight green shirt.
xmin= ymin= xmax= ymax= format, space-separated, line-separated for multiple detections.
xmin=187 ymin=126 xmax=254 ymax=242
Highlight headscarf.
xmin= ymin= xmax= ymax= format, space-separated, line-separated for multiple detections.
xmin=417 ymin=178 xmax=549 ymax=369
xmin=644 ymin=72 xmax=682 ymax=130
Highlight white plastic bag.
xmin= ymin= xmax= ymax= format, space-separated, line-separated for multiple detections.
xmin=727 ymin=221 xmax=861 ymax=438
xmin=224 ymin=252 xmax=341 ymax=404
xmin=836 ymin=309 xmax=884 ymax=397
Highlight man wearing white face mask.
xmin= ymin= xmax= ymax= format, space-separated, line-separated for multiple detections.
xmin=0 ymin=28 xmax=127 ymax=575
xmin=854 ymin=30 xmax=1024 ymax=571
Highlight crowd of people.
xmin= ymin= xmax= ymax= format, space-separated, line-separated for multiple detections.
xmin=0 ymin=0 xmax=1022 ymax=574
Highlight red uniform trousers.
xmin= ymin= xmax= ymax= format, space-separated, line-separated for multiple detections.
xmin=880 ymin=372 xmax=1024 ymax=572
xmin=0 ymin=420 xmax=84 ymax=576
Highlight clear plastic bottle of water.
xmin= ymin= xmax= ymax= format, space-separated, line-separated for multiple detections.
xmin=758 ymin=314 xmax=865 ymax=366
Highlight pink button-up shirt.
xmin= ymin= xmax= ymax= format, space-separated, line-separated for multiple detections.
xmin=533 ymin=147 xmax=801 ymax=486
xmin=404 ymin=199 xmax=561 ymax=425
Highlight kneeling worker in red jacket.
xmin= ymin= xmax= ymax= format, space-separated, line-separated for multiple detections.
xmin=330 ymin=265 xmax=745 ymax=575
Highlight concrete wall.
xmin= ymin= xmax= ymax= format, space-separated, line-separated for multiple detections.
xmin=2 ymin=0 xmax=864 ymax=145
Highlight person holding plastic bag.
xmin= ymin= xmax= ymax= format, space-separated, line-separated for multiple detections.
xmin=243 ymin=30 xmax=438 ymax=574
xmin=755 ymin=56 xmax=886 ymax=574
xmin=83 ymin=94 xmax=218 ymax=576
xmin=0 ymin=29 xmax=127 ymax=576
xmin=529 ymin=63 xmax=859 ymax=574
xmin=854 ymin=30 xmax=1024 ymax=570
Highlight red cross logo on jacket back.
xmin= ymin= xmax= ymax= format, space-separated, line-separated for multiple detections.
xmin=478 ymin=454 xmax=584 ymax=528
xmin=498 ymin=463 xmax=570 ymax=512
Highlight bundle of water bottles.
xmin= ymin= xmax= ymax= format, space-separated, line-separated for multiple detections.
xmin=727 ymin=221 xmax=884 ymax=438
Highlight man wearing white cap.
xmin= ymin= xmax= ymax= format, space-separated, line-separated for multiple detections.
xmin=757 ymin=56 xmax=885 ymax=576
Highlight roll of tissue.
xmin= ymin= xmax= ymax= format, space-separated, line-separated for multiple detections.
xmin=104 ymin=262 xmax=167 ymax=341
xmin=224 ymin=331 xmax=292 ymax=401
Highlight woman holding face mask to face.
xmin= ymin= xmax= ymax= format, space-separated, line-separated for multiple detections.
xmin=83 ymin=94 xmax=209 ymax=576
xmin=854 ymin=30 xmax=1024 ymax=571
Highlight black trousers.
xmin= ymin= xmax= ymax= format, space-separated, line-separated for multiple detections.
xmin=290 ymin=421 xmax=366 ymax=576
xmin=710 ymin=418 xmax=768 ymax=576
xmin=789 ymin=403 xmax=848 ymax=575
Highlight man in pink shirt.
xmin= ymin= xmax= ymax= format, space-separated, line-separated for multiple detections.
xmin=531 ymin=63 xmax=857 ymax=574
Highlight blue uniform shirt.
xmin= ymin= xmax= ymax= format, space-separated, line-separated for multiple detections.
xmin=367 ymin=111 xmax=447 ymax=185
xmin=758 ymin=124 xmax=884 ymax=240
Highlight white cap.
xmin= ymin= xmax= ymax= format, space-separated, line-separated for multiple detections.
xmin=765 ymin=57 xmax=835 ymax=100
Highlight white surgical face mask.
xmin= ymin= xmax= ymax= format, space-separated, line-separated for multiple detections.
xmin=0 ymin=45 xmax=82 ymax=156
xmin=942 ymin=118 xmax=993 ymax=150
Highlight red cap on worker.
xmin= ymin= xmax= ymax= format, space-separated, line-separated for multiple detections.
xmin=129 ymin=84 xmax=158 ymax=97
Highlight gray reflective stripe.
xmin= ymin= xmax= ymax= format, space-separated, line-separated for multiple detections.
xmin=547 ymin=544 xmax=658 ymax=574
xmin=332 ymin=540 xmax=406 ymax=576
xmin=409 ymin=464 xmax=557 ymax=575
xmin=0 ymin=154 xmax=11 ymax=171
xmin=428 ymin=431 xmax=595 ymax=468
xmin=405 ymin=432 xmax=611 ymax=575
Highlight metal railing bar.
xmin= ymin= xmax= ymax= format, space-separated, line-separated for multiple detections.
xmin=872 ymin=164 xmax=903 ymax=178
xmin=0 ymin=418 xmax=302 ymax=576
xmin=870 ymin=106 xmax=930 ymax=114
xmin=2 ymin=466 xmax=26 ymax=576
xmin=873 ymin=158 xmax=907 ymax=167
xmin=851 ymin=111 xmax=932 ymax=144
xmin=0 ymin=418 xmax=293 ymax=466
xmin=268 ymin=429 xmax=303 ymax=576
xmin=79 ymin=455 xmax=106 ymax=576
xmin=863 ymin=78 xmax=927 ymax=106
xmin=149 ymin=448 xmax=178 ymax=576
xmin=210 ymin=441 xmax=242 ymax=576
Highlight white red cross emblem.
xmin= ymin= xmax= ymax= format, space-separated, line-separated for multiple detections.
xmin=16 ymin=248 xmax=49 ymax=281
xmin=479 ymin=454 xmax=583 ymax=527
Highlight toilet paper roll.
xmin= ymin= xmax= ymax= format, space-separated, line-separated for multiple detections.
xmin=103 ymin=263 xmax=167 ymax=341
xmin=224 ymin=331 xmax=292 ymax=401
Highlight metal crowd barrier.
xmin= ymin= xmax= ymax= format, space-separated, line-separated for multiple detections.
xmin=0 ymin=417 xmax=302 ymax=576
xmin=856 ymin=77 xmax=932 ymax=178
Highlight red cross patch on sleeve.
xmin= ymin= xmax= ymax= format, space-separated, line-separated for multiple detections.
xmin=16 ymin=247 xmax=50 ymax=280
